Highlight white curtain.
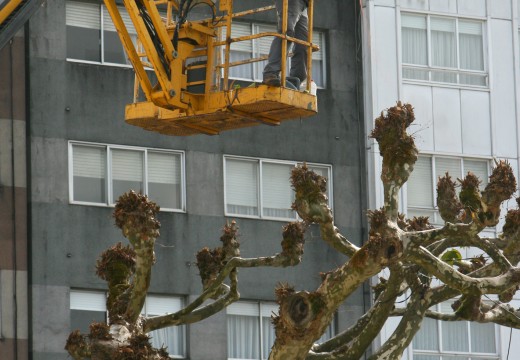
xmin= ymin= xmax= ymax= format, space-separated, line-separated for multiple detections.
xmin=402 ymin=14 xmax=428 ymax=80
xmin=228 ymin=315 xmax=260 ymax=359
xmin=413 ymin=317 xmax=439 ymax=351
xmin=226 ymin=158 xmax=259 ymax=216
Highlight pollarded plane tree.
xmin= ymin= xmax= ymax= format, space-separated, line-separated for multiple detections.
xmin=66 ymin=103 xmax=520 ymax=360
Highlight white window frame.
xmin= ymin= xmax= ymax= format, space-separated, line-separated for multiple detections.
xmin=227 ymin=301 xmax=335 ymax=360
xmin=411 ymin=301 xmax=500 ymax=359
xmin=69 ymin=290 xmax=186 ymax=359
xmin=223 ymin=155 xmax=333 ymax=221
xmin=400 ymin=11 xmax=488 ymax=89
xmin=406 ymin=155 xmax=490 ymax=225
xmin=221 ymin=21 xmax=327 ymax=88
xmin=66 ymin=0 xmax=139 ymax=67
xmin=68 ymin=141 xmax=186 ymax=212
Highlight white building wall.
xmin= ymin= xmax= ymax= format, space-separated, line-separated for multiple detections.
xmin=363 ymin=0 xmax=520 ymax=358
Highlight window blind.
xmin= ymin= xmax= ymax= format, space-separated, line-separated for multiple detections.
xmin=111 ymin=149 xmax=143 ymax=182
xmin=463 ymin=160 xmax=488 ymax=186
xmin=225 ymin=159 xmax=258 ymax=208
xmin=73 ymin=145 xmax=106 ymax=179
xmin=148 ymin=152 xmax=180 ymax=184
xmin=102 ymin=6 xmax=136 ymax=34
xmin=70 ymin=290 xmax=106 ymax=311
xmin=262 ymin=162 xmax=294 ymax=213
xmin=144 ymin=296 xmax=182 ymax=315
xmin=408 ymin=157 xmax=433 ymax=208
xmin=66 ymin=1 xmax=100 ymax=29
xmin=435 ymin=157 xmax=461 ymax=181
xmin=222 ymin=22 xmax=253 ymax=52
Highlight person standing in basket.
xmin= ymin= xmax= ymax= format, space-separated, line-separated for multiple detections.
xmin=262 ymin=0 xmax=309 ymax=89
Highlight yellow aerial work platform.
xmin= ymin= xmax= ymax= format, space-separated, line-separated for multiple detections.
xmin=103 ymin=0 xmax=318 ymax=136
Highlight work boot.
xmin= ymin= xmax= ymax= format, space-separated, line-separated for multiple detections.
xmin=263 ymin=74 xmax=281 ymax=87
xmin=286 ymin=76 xmax=301 ymax=89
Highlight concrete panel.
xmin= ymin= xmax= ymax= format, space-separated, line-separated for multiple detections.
xmin=374 ymin=6 xmax=399 ymax=112
xmin=29 ymin=0 xmax=67 ymax=60
xmin=186 ymin=151 xmax=224 ymax=217
xmin=0 ymin=35 xmax=25 ymax=121
xmin=490 ymin=19 xmax=518 ymax=157
xmin=429 ymin=0 xmax=457 ymax=14
xmin=0 ymin=270 xmax=28 ymax=338
xmin=489 ymin=0 xmax=512 ymax=19
xmin=398 ymin=0 xmax=428 ymax=11
xmin=457 ymin=0 xmax=487 ymax=17
xmin=30 ymin=137 xmax=69 ymax=204
xmin=188 ymin=297 xmax=228 ymax=360
xmin=432 ymin=87 xmax=462 ymax=153
xmin=402 ymin=84 xmax=434 ymax=151
xmin=0 ymin=119 xmax=26 ymax=188
xmin=31 ymin=285 xmax=70 ymax=354
xmin=460 ymin=91 xmax=492 ymax=156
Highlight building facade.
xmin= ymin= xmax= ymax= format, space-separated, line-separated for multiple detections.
xmin=1 ymin=0 xmax=367 ymax=359
xmin=362 ymin=0 xmax=520 ymax=359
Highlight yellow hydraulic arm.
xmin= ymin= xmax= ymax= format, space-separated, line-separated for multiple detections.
xmin=103 ymin=0 xmax=318 ymax=136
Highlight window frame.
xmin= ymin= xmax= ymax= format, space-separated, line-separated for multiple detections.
xmin=221 ymin=21 xmax=328 ymax=89
xmin=406 ymin=155 xmax=491 ymax=225
xmin=223 ymin=155 xmax=333 ymax=221
xmin=400 ymin=11 xmax=489 ymax=89
xmin=412 ymin=301 xmax=500 ymax=359
xmin=69 ymin=290 xmax=187 ymax=359
xmin=68 ymin=141 xmax=186 ymax=212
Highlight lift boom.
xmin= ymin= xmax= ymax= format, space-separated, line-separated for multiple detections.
xmin=103 ymin=0 xmax=318 ymax=136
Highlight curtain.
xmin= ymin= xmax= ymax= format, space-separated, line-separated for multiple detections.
xmin=228 ymin=315 xmax=260 ymax=359
xmin=413 ymin=317 xmax=439 ymax=351
xmin=431 ymin=17 xmax=457 ymax=83
xmin=470 ymin=322 xmax=496 ymax=353
xmin=226 ymin=159 xmax=259 ymax=216
xmin=402 ymin=14 xmax=428 ymax=80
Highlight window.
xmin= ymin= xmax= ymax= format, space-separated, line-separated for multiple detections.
xmin=70 ymin=290 xmax=186 ymax=358
xmin=224 ymin=156 xmax=332 ymax=220
xmin=66 ymin=0 xmax=137 ymax=65
xmin=222 ymin=22 xmax=327 ymax=88
xmin=401 ymin=13 xmax=487 ymax=87
xmin=227 ymin=301 xmax=334 ymax=360
xmin=69 ymin=142 xmax=185 ymax=211
xmin=413 ymin=302 xmax=498 ymax=360
xmin=407 ymin=156 xmax=489 ymax=224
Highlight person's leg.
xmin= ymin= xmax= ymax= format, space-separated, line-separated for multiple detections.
xmin=289 ymin=8 xmax=308 ymax=83
xmin=263 ymin=0 xmax=307 ymax=84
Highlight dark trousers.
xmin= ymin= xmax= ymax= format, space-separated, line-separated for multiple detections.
xmin=263 ymin=0 xmax=309 ymax=82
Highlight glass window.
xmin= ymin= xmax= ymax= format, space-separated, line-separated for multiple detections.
xmin=69 ymin=142 xmax=185 ymax=211
xmin=70 ymin=290 xmax=107 ymax=334
xmin=406 ymin=156 xmax=489 ymax=224
xmin=401 ymin=13 xmax=487 ymax=87
xmin=224 ymin=156 xmax=332 ymax=220
xmin=413 ymin=302 xmax=498 ymax=359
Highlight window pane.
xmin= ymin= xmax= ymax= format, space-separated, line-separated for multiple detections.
xmin=442 ymin=320 xmax=469 ymax=352
xmin=103 ymin=30 xmax=128 ymax=64
xmin=66 ymin=1 xmax=101 ymax=61
xmin=262 ymin=162 xmax=295 ymax=219
xmin=431 ymin=17 xmax=456 ymax=68
xmin=148 ymin=152 xmax=182 ymax=210
xmin=408 ymin=156 xmax=433 ymax=208
xmin=402 ymin=14 xmax=427 ymax=66
xmin=71 ymin=310 xmax=106 ymax=334
xmin=70 ymin=290 xmax=107 ymax=334
xmin=226 ymin=159 xmax=259 ymax=216
xmin=111 ymin=149 xmax=144 ymax=203
xmin=72 ymin=145 xmax=106 ymax=203
xmin=459 ymin=21 xmax=484 ymax=71
xmin=470 ymin=322 xmax=496 ymax=353
xmin=413 ymin=356 xmax=440 ymax=360
xmin=403 ymin=67 xmax=430 ymax=81
xmin=413 ymin=317 xmax=439 ymax=351
xmin=228 ymin=315 xmax=260 ymax=359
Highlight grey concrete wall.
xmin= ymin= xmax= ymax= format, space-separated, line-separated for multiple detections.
xmin=27 ymin=0 xmax=366 ymax=358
